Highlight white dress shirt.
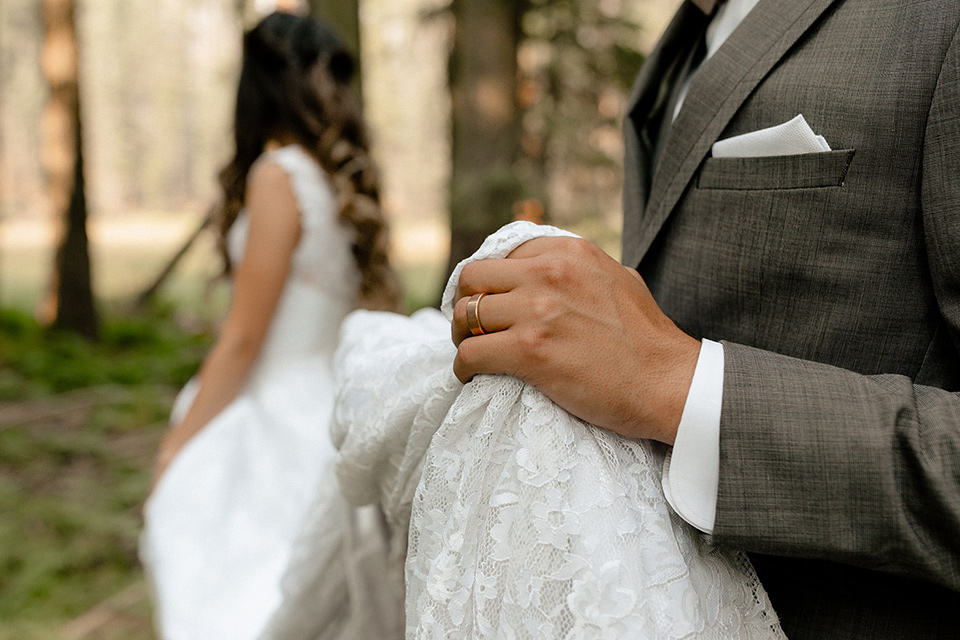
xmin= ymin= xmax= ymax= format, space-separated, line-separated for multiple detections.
xmin=661 ymin=0 xmax=762 ymax=534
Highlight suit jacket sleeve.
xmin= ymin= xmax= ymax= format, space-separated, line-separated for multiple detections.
xmin=714 ymin=23 xmax=960 ymax=591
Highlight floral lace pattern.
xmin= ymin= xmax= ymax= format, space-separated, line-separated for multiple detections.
xmin=328 ymin=222 xmax=786 ymax=639
xmin=408 ymin=375 xmax=784 ymax=639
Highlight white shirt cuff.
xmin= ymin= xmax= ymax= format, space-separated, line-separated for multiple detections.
xmin=662 ymin=338 xmax=724 ymax=534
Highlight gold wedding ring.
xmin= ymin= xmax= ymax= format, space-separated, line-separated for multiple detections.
xmin=466 ymin=293 xmax=488 ymax=336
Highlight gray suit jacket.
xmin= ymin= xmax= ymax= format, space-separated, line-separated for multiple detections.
xmin=623 ymin=0 xmax=960 ymax=637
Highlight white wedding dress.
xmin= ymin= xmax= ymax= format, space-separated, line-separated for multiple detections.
xmin=262 ymin=222 xmax=788 ymax=640
xmin=140 ymin=145 xmax=362 ymax=640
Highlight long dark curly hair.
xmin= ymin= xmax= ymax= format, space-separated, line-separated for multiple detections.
xmin=218 ymin=11 xmax=400 ymax=311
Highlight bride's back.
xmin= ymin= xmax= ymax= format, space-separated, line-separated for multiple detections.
xmin=228 ymin=145 xmax=359 ymax=377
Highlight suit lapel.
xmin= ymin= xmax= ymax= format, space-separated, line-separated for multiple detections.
xmin=623 ymin=0 xmax=842 ymax=268
xmin=622 ymin=3 xmax=708 ymax=264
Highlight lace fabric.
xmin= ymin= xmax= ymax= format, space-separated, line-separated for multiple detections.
xmin=409 ymin=374 xmax=783 ymax=639
xmin=324 ymin=222 xmax=787 ymax=639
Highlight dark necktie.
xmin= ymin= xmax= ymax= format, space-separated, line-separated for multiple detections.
xmin=689 ymin=0 xmax=726 ymax=15
xmin=650 ymin=0 xmax=722 ymax=169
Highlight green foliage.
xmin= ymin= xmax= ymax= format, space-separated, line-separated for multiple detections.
xmin=0 ymin=307 xmax=211 ymax=400
xmin=0 ymin=307 xmax=212 ymax=637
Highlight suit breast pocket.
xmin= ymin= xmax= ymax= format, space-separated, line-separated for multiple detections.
xmin=696 ymin=149 xmax=856 ymax=190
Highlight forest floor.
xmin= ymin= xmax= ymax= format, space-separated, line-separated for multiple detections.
xmin=0 ymin=307 xmax=213 ymax=640
xmin=0 ymin=212 xmax=449 ymax=639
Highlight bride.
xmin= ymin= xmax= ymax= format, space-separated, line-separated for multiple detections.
xmin=139 ymin=12 xmax=398 ymax=640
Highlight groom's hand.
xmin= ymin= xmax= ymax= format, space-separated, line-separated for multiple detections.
xmin=451 ymin=236 xmax=700 ymax=445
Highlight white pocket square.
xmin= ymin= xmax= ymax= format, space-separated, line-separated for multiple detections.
xmin=711 ymin=114 xmax=831 ymax=158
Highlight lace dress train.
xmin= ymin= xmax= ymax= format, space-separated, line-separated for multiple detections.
xmin=267 ymin=222 xmax=787 ymax=639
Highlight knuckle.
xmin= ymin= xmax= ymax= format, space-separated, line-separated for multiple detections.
xmin=457 ymin=337 xmax=478 ymax=367
xmin=572 ymin=236 xmax=596 ymax=255
xmin=569 ymin=239 xmax=600 ymax=266
xmin=516 ymin=326 xmax=548 ymax=362
xmin=453 ymin=296 xmax=469 ymax=325
xmin=536 ymin=256 xmax=572 ymax=287
xmin=528 ymin=294 xmax=556 ymax=324
xmin=458 ymin=262 xmax=479 ymax=293
xmin=452 ymin=354 xmax=471 ymax=383
xmin=567 ymin=237 xmax=601 ymax=264
xmin=528 ymin=284 xmax=565 ymax=325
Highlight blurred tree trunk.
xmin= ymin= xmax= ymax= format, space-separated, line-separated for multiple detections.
xmin=37 ymin=0 xmax=98 ymax=338
xmin=444 ymin=0 xmax=524 ymax=279
xmin=306 ymin=0 xmax=361 ymax=99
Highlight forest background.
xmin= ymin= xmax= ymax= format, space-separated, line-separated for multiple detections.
xmin=0 ymin=0 xmax=679 ymax=637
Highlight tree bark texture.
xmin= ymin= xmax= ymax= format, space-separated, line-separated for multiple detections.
xmin=39 ymin=0 xmax=98 ymax=338
xmin=445 ymin=0 xmax=524 ymax=279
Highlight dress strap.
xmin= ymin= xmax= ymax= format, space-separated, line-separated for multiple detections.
xmin=258 ymin=145 xmax=337 ymax=235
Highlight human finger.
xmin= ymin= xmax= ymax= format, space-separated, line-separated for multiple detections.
xmin=452 ymin=327 xmax=523 ymax=383
xmin=455 ymin=257 xmax=526 ymax=303
xmin=503 ymin=235 xmax=568 ymax=260
xmin=451 ymin=290 xmax=519 ymax=346
xmin=455 ymin=236 xmax=591 ymax=305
